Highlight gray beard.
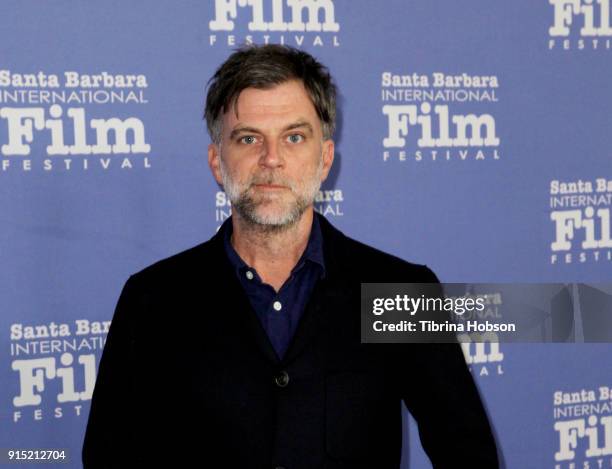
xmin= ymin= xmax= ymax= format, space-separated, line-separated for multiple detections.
xmin=219 ymin=158 xmax=323 ymax=233
xmin=230 ymin=192 xmax=309 ymax=233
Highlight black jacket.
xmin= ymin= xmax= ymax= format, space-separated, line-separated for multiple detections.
xmin=83 ymin=214 xmax=499 ymax=468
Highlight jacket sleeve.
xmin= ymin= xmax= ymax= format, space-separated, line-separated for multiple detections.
xmin=82 ymin=275 xmax=140 ymax=469
xmin=401 ymin=266 xmax=500 ymax=468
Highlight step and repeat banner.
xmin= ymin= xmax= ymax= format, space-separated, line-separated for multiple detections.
xmin=1 ymin=1 xmax=611 ymax=468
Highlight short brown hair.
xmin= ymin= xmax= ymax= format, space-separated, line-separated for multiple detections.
xmin=204 ymin=44 xmax=336 ymax=143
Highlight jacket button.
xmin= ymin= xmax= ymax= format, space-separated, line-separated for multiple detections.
xmin=274 ymin=371 xmax=289 ymax=388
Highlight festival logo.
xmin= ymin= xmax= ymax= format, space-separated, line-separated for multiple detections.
xmin=457 ymin=291 xmax=505 ymax=378
xmin=549 ymin=0 xmax=612 ymax=51
xmin=553 ymin=385 xmax=612 ymax=468
xmin=549 ymin=177 xmax=612 ymax=265
xmin=214 ymin=187 xmax=344 ymax=229
xmin=380 ymin=71 xmax=501 ymax=163
xmin=0 ymin=70 xmax=151 ymax=172
xmin=208 ymin=0 xmax=341 ymax=48
xmin=9 ymin=319 xmax=108 ymax=422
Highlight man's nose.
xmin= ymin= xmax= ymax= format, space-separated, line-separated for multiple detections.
xmin=259 ymin=140 xmax=283 ymax=169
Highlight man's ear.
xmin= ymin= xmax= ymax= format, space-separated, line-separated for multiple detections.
xmin=208 ymin=143 xmax=223 ymax=185
xmin=320 ymin=139 xmax=335 ymax=182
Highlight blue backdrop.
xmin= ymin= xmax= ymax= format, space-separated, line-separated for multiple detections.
xmin=1 ymin=1 xmax=611 ymax=468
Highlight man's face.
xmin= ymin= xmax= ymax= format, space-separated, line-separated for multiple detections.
xmin=208 ymin=79 xmax=334 ymax=228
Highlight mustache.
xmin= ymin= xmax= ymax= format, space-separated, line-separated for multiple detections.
xmin=248 ymin=174 xmax=295 ymax=191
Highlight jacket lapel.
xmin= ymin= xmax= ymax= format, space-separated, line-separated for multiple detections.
xmin=208 ymin=228 xmax=281 ymax=365
xmin=282 ymin=215 xmax=353 ymax=364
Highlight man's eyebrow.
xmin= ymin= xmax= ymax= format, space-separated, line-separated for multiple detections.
xmin=229 ymin=121 xmax=315 ymax=140
xmin=283 ymin=121 xmax=314 ymax=134
xmin=229 ymin=126 xmax=261 ymax=140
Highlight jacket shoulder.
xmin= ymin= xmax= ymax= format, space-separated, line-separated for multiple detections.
xmin=342 ymin=235 xmax=439 ymax=282
xmin=319 ymin=215 xmax=438 ymax=283
xmin=129 ymin=236 xmax=219 ymax=287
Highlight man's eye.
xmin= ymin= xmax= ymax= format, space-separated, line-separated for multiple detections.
xmin=287 ymin=134 xmax=304 ymax=144
xmin=239 ymin=136 xmax=257 ymax=144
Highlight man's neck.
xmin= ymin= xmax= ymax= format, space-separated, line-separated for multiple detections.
xmin=230 ymin=209 xmax=314 ymax=291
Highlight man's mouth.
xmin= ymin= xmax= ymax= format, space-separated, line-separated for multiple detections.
xmin=252 ymin=183 xmax=288 ymax=190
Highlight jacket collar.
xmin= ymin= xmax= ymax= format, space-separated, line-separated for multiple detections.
xmin=219 ymin=214 xmax=327 ymax=280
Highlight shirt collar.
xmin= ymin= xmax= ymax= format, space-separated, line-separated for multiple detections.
xmin=221 ymin=214 xmax=326 ymax=278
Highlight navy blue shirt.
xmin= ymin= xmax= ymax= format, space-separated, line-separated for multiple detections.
xmin=222 ymin=215 xmax=326 ymax=359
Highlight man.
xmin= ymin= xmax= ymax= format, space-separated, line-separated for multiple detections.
xmin=83 ymin=45 xmax=498 ymax=468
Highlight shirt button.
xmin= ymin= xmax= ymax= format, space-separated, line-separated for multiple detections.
xmin=245 ymin=270 xmax=254 ymax=280
xmin=273 ymin=300 xmax=282 ymax=311
xmin=274 ymin=371 xmax=289 ymax=388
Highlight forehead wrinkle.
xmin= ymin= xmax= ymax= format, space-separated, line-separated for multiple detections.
xmin=224 ymin=82 xmax=321 ymax=138
xmin=233 ymin=84 xmax=314 ymax=114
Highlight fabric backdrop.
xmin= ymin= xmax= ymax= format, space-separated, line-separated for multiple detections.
xmin=1 ymin=1 xmax=611 ymax=468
